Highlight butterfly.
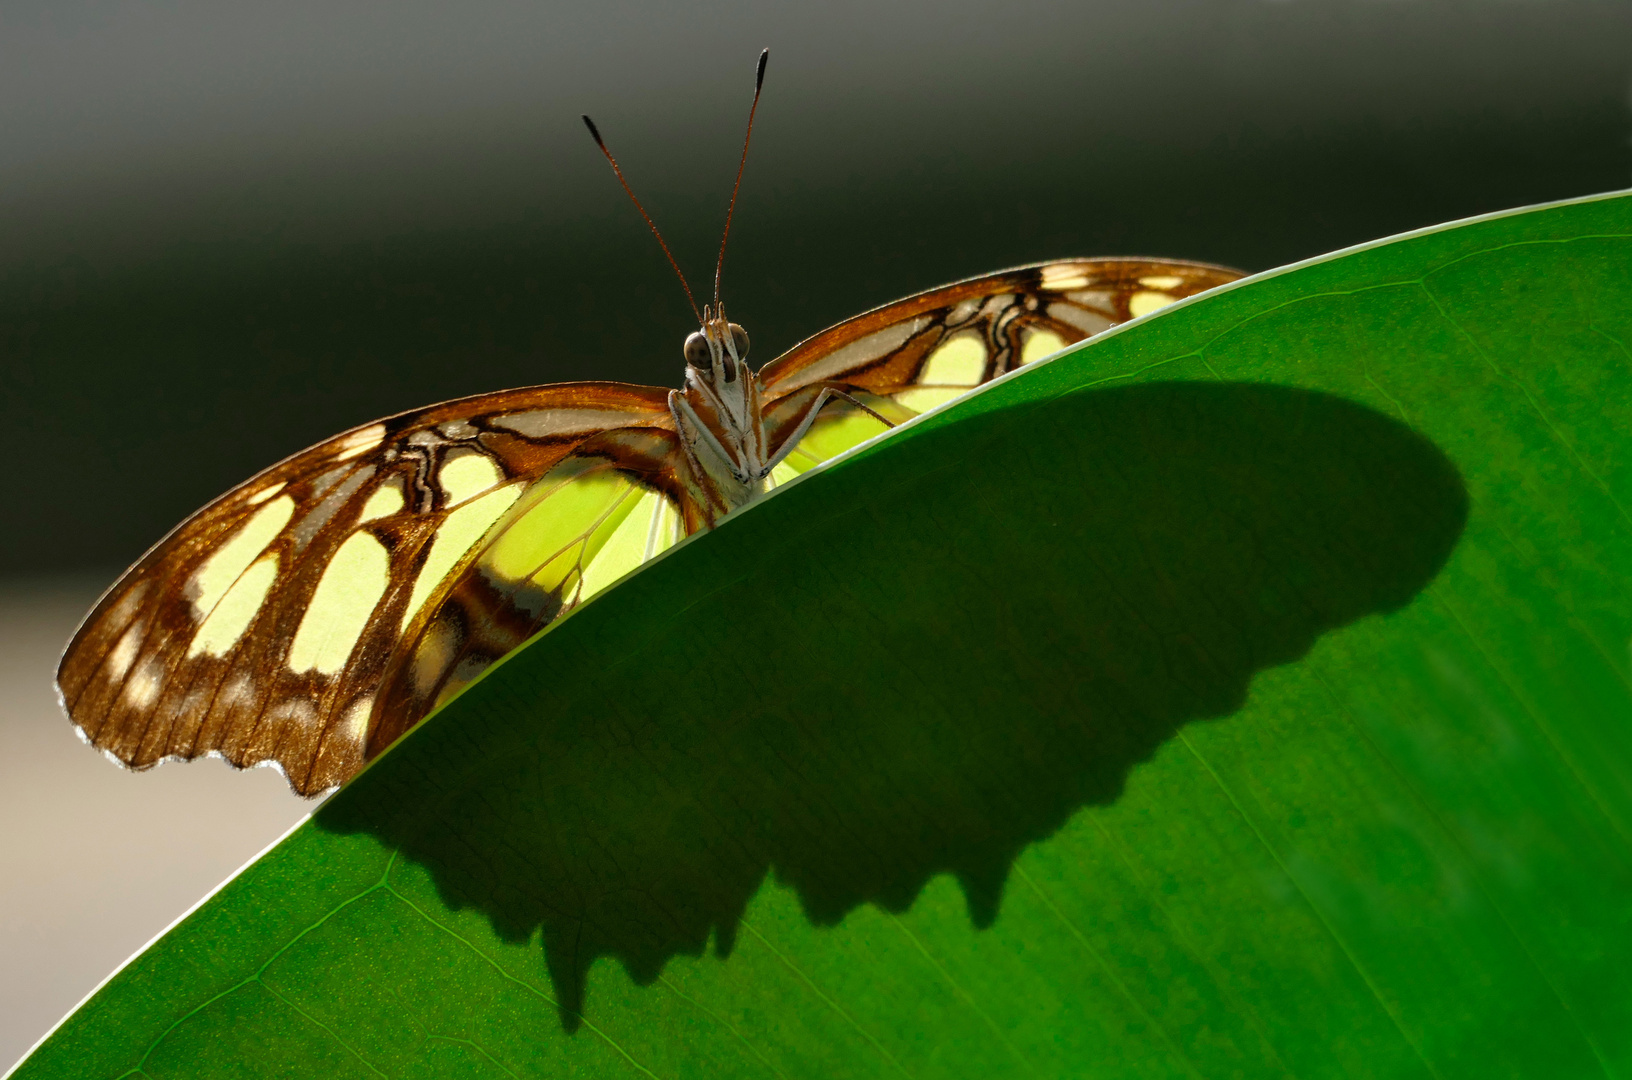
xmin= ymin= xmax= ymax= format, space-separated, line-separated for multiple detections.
xmin=57 ymin=52 xmax=1244 ymax=796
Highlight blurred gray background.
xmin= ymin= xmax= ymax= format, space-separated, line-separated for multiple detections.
xmin=3 ymin=0 xmax=1630 ymax=1070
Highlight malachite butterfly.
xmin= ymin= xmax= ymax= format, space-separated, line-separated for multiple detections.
xmin=58 ymin=52 xmax=1242 ymax=795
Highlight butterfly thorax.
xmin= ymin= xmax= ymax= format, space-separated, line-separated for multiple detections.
xmin=668 ymin=305 xmax=771 ymax=518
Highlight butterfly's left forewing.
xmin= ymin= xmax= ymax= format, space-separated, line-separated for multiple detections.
xmin=757 ymin=258 xmax=1243 ymax=476
xmin=58 ymin=382 xmax=692 ymax=794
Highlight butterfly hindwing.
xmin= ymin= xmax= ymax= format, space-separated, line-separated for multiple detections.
xmin=365 ymin=427 xmax=690 ymax=760
xmin=58 ymin=383 xmax=685 ymax=794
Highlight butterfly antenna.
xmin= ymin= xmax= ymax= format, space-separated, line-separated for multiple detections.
xmin=583 ymin=114 xmax=703 ymax=324
xmin=712 ymin=48 xmax=768 ymax=312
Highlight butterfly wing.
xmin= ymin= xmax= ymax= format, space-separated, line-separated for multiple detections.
xmin=757 ymin=258 xmax=1243 ymax=475
xmin=58 ymin=382 xmax=693 ymax=795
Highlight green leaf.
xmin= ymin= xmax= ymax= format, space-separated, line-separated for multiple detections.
xmin=18 ymin=191 xmax=1632 ymax=1080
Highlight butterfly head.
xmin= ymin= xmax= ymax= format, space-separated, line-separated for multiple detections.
xmin=684 ymin=305 xmax=752 ymax=388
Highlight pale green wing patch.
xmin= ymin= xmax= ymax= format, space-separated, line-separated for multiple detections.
xmin=373 ymin=455 xmax=684 ymax=744
xmin=770 ymin=398 xmax=909 ymax=484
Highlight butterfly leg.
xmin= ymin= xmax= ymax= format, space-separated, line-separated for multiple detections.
xmin=668 ymin=389 xmax=760 ymax=522
xmin=761 ymin=385 xmax=896 ymax=475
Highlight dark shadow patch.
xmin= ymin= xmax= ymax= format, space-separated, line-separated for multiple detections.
xmin=318 ymin=380 xmax=1468 ymax=1030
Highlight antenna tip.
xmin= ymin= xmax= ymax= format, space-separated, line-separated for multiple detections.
xmin=755 ymin=49 xmax=768 ymax=89
xmin=582 ymin=114 xmax=603 ymax=146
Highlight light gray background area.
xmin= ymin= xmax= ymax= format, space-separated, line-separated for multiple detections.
xmin=2 ymin=0 xmax=1630 ymax=1071
xmin=0 ymin=581 xmax=306 ymax=1071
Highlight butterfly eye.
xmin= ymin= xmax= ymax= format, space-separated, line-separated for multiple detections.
xmin=728 ymin=323 xmax=750 ymax=361
xmin=683 ymin=331 xmax=712 ymax=368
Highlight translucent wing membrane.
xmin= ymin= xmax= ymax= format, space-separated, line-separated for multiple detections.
xmin=761 ymin=258 xmax=1243 ymax=475
xmin=368 ymin=457 xmax=683 ymax=759
xmin=59 ymin=257 xmax=1240 ymax=795
xmin=58 ymin=384 xmax=687 ymax=795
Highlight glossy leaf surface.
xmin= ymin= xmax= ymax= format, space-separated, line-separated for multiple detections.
xmin=16 ymin=191 xmax=1632 ymax=1079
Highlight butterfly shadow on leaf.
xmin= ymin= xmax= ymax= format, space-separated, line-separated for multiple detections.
xmin=315 ymin=376 xmax=1469 ymax=1031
